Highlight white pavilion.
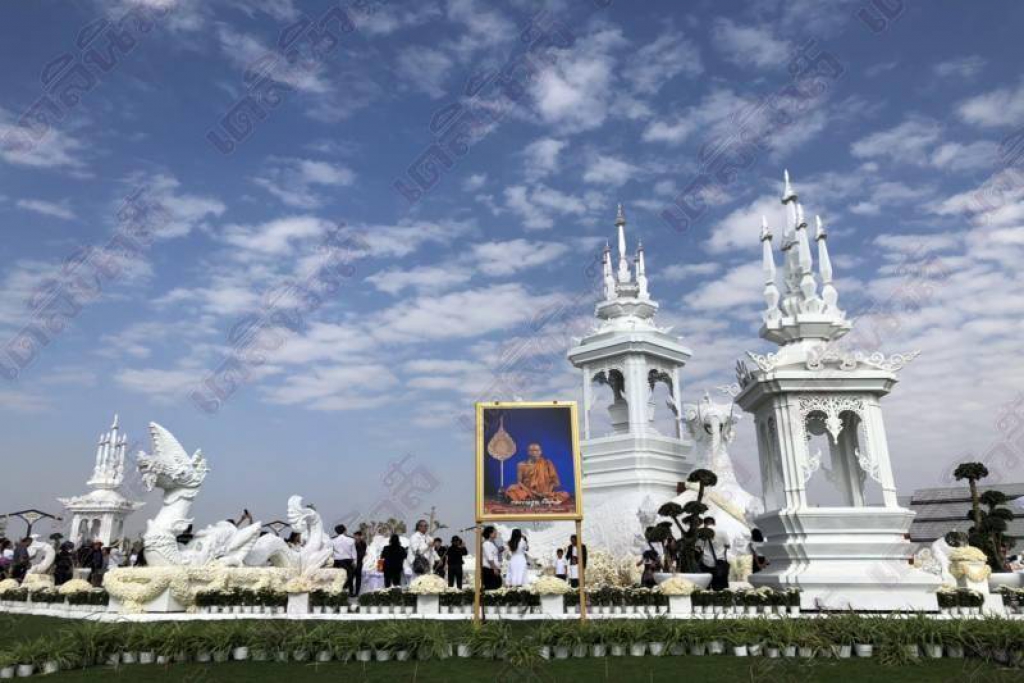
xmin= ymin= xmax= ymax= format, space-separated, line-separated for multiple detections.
xmin=58 ymin=415 xmax=144 ymax=547
xmin=734 ymin=171 xmax=940 ymax=610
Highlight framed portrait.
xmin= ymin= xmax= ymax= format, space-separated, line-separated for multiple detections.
xmin=475 ymin=401 xmax=583 ymax=522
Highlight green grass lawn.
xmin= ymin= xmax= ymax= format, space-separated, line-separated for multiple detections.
xmin=1 ymin=615 xmax=1021 ymax=682
xmin=28 ymin=658 xmax=1024 ymax=683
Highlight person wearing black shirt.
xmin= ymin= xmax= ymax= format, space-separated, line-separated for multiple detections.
xmin=380 ymin=534 xmax=407 ymax=588
xmin=432 ymin=538 xmax=447 ymax=577
xmin=446 ymin=535 xmax=468 ymax=589
xmin=353 ymin=530 xmax=367 ymax=595
xmin=54 ymin=542 xmax=74 ymax=585
xmin=565 ymin=535 xmax=588 ymax=588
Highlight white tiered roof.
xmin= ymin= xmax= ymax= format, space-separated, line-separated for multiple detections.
xmin=760 ymin=170 xmax=851 ymax=346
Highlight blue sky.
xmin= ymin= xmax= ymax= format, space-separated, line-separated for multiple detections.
xmin=2 ymin=0 xmax=1023 ymax=539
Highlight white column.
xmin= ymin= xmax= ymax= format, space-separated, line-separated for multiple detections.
xmin=624 ymin=356 xmax=649 ymax=436
xmin=581 ymin=367 xmax=592 ymax=440
xmin=671 ymin=367 xmax=683 ymax=438
xmin=833 ymin=426 xmax=865 ymax=507
xmin=866 ymin=401 xmax=900 ymax=507
xmin=774 ymin=397 xmax=808 ymax=510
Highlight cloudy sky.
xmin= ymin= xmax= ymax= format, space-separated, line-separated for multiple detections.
xmin=1 ymin=0 xmax=1022 ymax=539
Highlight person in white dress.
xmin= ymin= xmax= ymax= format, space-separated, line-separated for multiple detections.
xmin=506 ymin=528 xmax=529 ymax=587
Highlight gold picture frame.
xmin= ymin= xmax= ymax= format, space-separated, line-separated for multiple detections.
xmin=475 ymin=400 xmax=583 ymax=522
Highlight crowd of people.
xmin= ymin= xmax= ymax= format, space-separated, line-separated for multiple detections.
xmin=0 ymin=535 xmax=146 ymax=587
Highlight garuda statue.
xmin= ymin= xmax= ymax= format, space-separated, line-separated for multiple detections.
xmin=138 ymin=422 xmax=331 ymax=570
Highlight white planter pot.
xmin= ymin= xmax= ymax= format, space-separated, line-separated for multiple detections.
xmin=732 ymin=645 xmax=748 ymax=657
xmin=591 ymin=644 xmax=606 ymax=657
xmin=630 ymin=643 xmax=646 ymax=657
xmin=196 ymin=652 xmax=212 ymax=663
xmin=0 ymin=666 xmax=12 ymax=679
xmin=572 ymin=645 xmax=587 ymax=658
xmin=314 ymin=651 xmax=330 ymax=663
xmin=746 ymin=606 xmax=758 ymax=615
xmin=313 ymin=606 xmax=324 ymax=614
xmin=375 ymin=650 xmax=391 ymax=662
xmin=925 ymin=644 xmax=943 ymax=659
xmin=287 ymin=593 xmax=309 ymax=615
xmin=15 ymin=665 xmax=33 ymax=678
xmin=708 ymin=641 xmax=724 ymax=655
xmin=855 ymin=644 xmax=873 ymax=658
xmin=834 ymin=645 xmax=851 ymax=659
xmin=947 ymin=645 xmax=964 ymax=658
xmin=766 ymin=647 xmax=780 ymax=658
xmin=156 ymin=656 xmax=169 ymax=665
xmin=788 ymin=606 xmax=800 ymax=615
xmin=457 ymin=644 xmax=472 ymax=658
xmin=749 ymin=644 xmax=762 ymax=657
xmin=122 ymin=652 xmax=137 ymax=664
xmin=648 ymin=642 xmax=665 ymax=657
xmin=553 ymin=646 xmax=569 ymax=660
xmin=689 ymin=644 xmax=705 ymax=656
xmin=139 ymin=652 xmax=155 ymax=664
xmin=232 ymin=647 xmax=249 ymax=661
xmin=42 ymin=662 xmax=59 ymax=675
xmin=798 ymin=647 xmax=814 ymax=658
xmin=783 ymin=646 xmax=797 ymax=658
xmin=904 ymin=645 xmax=920 ymax=659
xmin=396 ymin=650 xmax=411 ymax=661
xmin=610 ymin=645 xmax=626 ymax=657
xmin=356 ymin=650 xmax=372 ymax=662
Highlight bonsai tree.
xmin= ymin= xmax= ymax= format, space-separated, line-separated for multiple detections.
xmin=954 ymin=462 xmax=989 ymax=529
xmin=657 ymin=469 xmax=718 ymax=573
xmin=953 ymin=462 xmax=1018 ymax=571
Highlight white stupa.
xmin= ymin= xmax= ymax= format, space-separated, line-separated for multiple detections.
xmin=734 ymin=171 xmax=940 ymax=610
xmin=58 ymin=415 xmax=144 ymax=547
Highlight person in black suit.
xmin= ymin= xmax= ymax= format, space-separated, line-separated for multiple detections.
xmin=446 ymin=535 xmax=468 ymax=589
xmin=380 ymin=534 xmax=407 ymax=588
xmin=352 ymin=530 xmax=367 ymax=595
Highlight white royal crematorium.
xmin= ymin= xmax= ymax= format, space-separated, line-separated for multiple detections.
xmin=733 ymin=171 xmax=940 ymax=610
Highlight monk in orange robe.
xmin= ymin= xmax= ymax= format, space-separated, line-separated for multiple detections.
xmin=505 ymin=443 xmax=571 ymax=504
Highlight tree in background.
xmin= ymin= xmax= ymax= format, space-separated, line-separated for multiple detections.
xmin=655 ymin=468 xmax=718 ymax=574
xmin=953 ymin=462 xmax=1018 ymax=572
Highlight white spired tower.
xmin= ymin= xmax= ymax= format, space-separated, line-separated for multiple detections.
xmin=58 ymin=415 xmax=144 ymax=547
xmin=734 ymin=171 xmax=939 ymax=610
xmin=568 ymin=206 xmax=694 ymax=553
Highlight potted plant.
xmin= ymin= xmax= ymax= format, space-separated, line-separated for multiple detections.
xmin=644 ymin=618 xmax=669 ymax=657
xmin=604 ymin=622 xmax=629 ymax=657
xmin=787 ymin=589 xmax=801 ymax=615
xmin=9 ymin=640 xmax=44 ymax=679
xmin=625 ymin=621 xmax=646 ymax=657
xmin=0 ymin=651 xmax=15 ymax=680
xmin=726 ymin=628 xmax=749 ymax=657
xmin=451 ymin=623 xmax=473 ymax=658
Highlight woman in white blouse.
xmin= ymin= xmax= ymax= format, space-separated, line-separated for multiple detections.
xmin=506 ymin=528 xmax=529 ymax=587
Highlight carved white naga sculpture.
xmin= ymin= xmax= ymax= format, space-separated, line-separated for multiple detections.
xmin=25 ymin=535 xmax=56 ymax=575
xmin=137 ymin=422 xmax=331 ymax=570
xmin=683 ymin=392 xmax=764 ymax=524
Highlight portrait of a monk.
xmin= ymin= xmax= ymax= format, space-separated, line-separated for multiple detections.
xmin=504 ymin=442 xmax=571 ymax=504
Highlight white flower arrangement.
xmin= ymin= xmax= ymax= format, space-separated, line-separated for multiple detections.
xmin=530 ymin=575 xmax=571 ymax=595
xmin=21 ymin=574 xmax=54 ymax=591
xmin=284 ymin=576 xmax=316 ymax=594
xmin=657 ymin=577 xmax=697 ymax=596
xmin=57 ymin=579 xmax=93 ymax=595
xmin=408 ymin=574 xmax=448 ymax=595
xmin=949 ymin=546 xmax=987 ymax=563
xmin=0 ymin=579 xmax=21 ymax=594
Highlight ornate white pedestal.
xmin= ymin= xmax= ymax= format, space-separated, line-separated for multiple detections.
xmin=540 ymin=595 xmax=564 ymax=615
xmin=750 ymin=508 xmax=940 ymax=611
xmin=416 ymin=595 xmax=440 ymax=615
xmin=668 ymin=596 xmax=692 ymax=614
xmin=287 ymin=593 xmax=309 ymax=615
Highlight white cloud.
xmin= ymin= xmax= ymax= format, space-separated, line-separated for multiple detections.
xmin=251 ymin=157 xmax=355 ymax=208
xmin=371 ymin=283 xmax=563 ymax=344
xmin=530 ymin=28 xmax=624 ymax=133
xmin=622 ymin=30 xmax=702 ymax=95
xmin=396 ymin=47 xmax=454 ymax=99
xmin=139 ymin=173 xmax=225 ymax=239
xmin=504 ymin=184 xmax=589 ymax=230
xmin=222 ymin=216 xmax=326 ymax=258
xmin=522 ymin=138 xmax=566 ymax=180
xmin=661 ymin=262 xmax=721 ymax=281
xmin=705 ymin=194 xmax=788 ymax=255
xmin=0 ymin=107 xmax=88 ymax=171
xmin=957 ymin=79 xmax=1024 ymax=127
xmin=367 ymin=264 xmax=473 ymax=295
xmin=216 ymin=26 xmax=330 ymax=94
xmin=687 ymin=261 xmax=764 ymax=311
xmin=15 ymin=199 xmax=75 ymax=220
xmin=933 ymin=56 xmax=986 ymax=79
xmin=472 ymin=239 xmax=569 ymax=276
xmin=712 ymin=19 xmax=790 ymax=69
xmin=583 ymin=154 xmax=639 ymax=186
xmin=851 ymin=116 xmax=996 ymax=171
xmin=462 ymin=173 xmax=487 ymax=192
